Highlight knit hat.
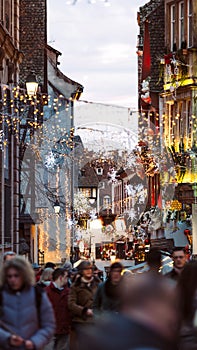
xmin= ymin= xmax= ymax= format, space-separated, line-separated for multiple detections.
xmin=78 ymin=260 xmax=92 ymax=274
xmin=63 ymin=261 xmax=72 ymax=272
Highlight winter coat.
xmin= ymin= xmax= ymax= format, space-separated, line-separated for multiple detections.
xmin=68 ymin=276 xmax=99 ymax=324
xmin=46 ymin=282 xmax=71 ymax=335
xmin=93 ymin=279 xmax=122 ymax=314
xmin=0 ymin=285 xmax=55 ymax=350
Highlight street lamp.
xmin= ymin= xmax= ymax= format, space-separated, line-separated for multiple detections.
xmin=26 ymin=72 xmax=38 ymax=97
xmin=89 ymin=197 xmax=96 ymax=205
xmin=89 ymin=187 xmax=97 ymax=205
xmin=54 ymin=199 xmax=61 ymax=215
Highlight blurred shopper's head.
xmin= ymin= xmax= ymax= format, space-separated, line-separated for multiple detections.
xmin=63 ymin=261 xmax=72 ymax=273
xmin=178 ymin=261 xmax=197 ymax=322
xmin=52 ymin=267 xmax=68 ymax=288
xmin=3 ymin=251 xmax=16 ymax=262
xmin=45 ymin=261 xmax=56 ymax=270
xmin=172 ymin=247 xmax=187 ymax=270
xmin=109 ymin=262 xmax=123 ymax=285
xmin=146 ymin=248 xmax=162 ymax=272
xmin=39 ymin=267 xmax=53 ymax=285
xmin=0 ymin=256 xmax=35 ymax=290
xmin=78 ymin=260 xmax=93 ymax=280
xmin=121 ymin=273 xmax=178 ymax=340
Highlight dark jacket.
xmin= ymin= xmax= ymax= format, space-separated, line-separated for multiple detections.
xmin=68 ymin=276 xmax=99 ymax=324
xmin=93 ymin=279 xmax=122 ymax=314
xmin=0 ymin=285 xmax=55 ymax=350
xmin=46 ymin=282 xmax=71 ymax=335
xmin=165 ymin=268 xmax=180 ymax=282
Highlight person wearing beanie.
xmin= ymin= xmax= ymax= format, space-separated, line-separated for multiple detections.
xmin=68 ymin=260 xmax=100 ymax=350
xmin=93 ymin=261 xmax=123 ymax=316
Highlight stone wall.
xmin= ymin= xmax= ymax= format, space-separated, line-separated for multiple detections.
xmin=19 ymin=0 xmax=47 ymax=92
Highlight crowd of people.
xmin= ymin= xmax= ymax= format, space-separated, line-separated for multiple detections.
xmin=0 ymin=247 xmax=197 ymax=349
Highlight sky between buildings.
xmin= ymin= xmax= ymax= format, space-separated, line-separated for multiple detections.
xmin=47 ymin=0 xmax=147 ymax=110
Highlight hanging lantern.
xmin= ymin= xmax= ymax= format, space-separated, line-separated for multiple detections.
xmin=26 ymin=72 xmax=38 ymax=97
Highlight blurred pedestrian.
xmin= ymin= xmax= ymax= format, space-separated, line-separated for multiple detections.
xmin=80 ymin=273 xmax=179 ymax=350
xmin=146 ymin=247 xmax=162 ymax=273
xmin=0 ymin=256 xmax=55 ymax=349
xmin=165 ymin=247 xmax=187 ymax=283
xmin=46 ymin=268 xmax=71 ymax=350
xmin=177 ymin=261 xmax=197 ymax=350
xmin=69 ymin=268 xmax=78 ymax=285
xmin=68 ymin=260 xmax=99 ymax=350
xmin=45 ymin=262 xmax=56 ymax=270
xmin=63 ymin=261 xmax=73 ymax=287
xmin=3 ymin=251 xmax=16 ymax=262
xmin=93 ymin=261 xmax=123 ymax=315
xmin=32 ymin=262 xmax=42 ymax=283
xmin=37 ymin=267 xmax=54 ymax=289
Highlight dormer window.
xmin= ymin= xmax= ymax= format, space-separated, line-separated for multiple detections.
xmin=96 ymin=167 xmax=103 ymax=175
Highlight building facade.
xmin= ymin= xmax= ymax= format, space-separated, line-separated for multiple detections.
xmin=138 ymin=0 xmax=197 ymax=249
xmin=0 ymin=0 xmax=23 ymax=257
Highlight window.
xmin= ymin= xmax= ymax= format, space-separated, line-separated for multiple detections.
xmin=79 ymin=188 xmax=91 ymax=197
xmin=4 ymin=143 xmax=9 ymax=179
xmin=103 ymin=195 xmax=111 ymax=208
xmin=171 ymin=5 xmax=176 ymax=51
xmin=188 ymin=0 xmax=193 ymax=47
xmin=186 ymin=100 xmax=192 ymax=147
xmin=179 ymin=2 xmax=184 ymax=48
xmin=5 ymin=0 xmax=11 ymax=33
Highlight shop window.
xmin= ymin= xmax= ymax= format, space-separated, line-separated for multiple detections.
xmin=179 ymin=2 xmax=185 ymax=49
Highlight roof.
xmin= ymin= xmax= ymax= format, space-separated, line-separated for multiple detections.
xmin=47 ymin=44 xmax=62 ymax=57
xmin=78 ymin=163 xmax=99 ymax=188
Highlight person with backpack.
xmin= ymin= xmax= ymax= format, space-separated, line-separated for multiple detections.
xmin=0 ymin=256 xmax=55 ymax=349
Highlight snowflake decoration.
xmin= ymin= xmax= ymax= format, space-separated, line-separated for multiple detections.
xmin=127 ymin=208 xmax=137 ymax=222
xmin=44 ymin=152 xmax=56 ymax=169
xmin=44 ymin=151 xmax=64 ymax=170
xmin=107 ymin=167 xmax=119 ymax=183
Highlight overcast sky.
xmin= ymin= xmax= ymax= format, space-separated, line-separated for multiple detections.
xmin=47 ymin=0 xmax=147 ymax=109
